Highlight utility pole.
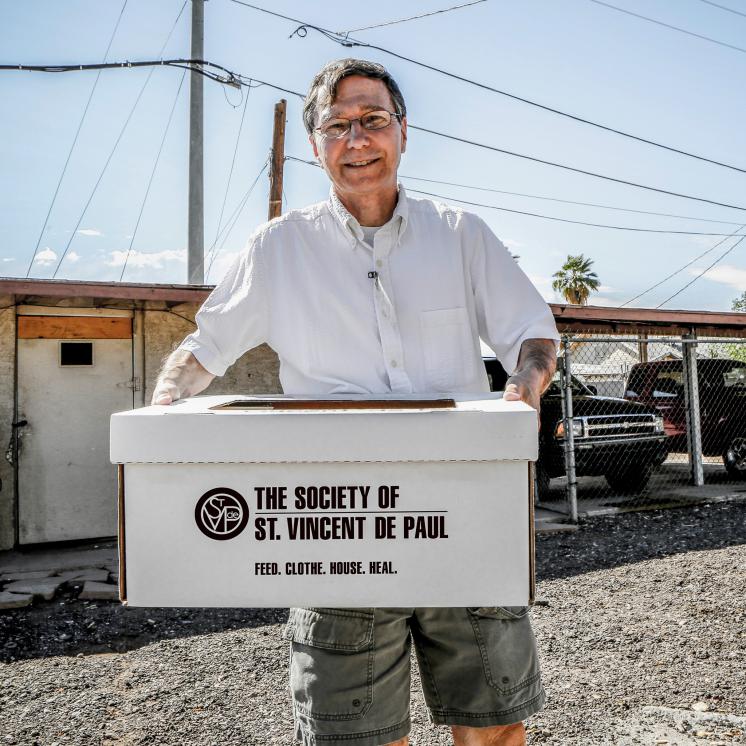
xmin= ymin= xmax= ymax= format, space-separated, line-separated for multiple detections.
xmin=188 ymin=0 xmax=205 ymax=284
xmin=268 ymin=99 xmax=287 ymax=220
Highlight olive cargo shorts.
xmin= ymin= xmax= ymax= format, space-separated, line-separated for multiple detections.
xmin=284 ymin=606 xmax=545 ymax=746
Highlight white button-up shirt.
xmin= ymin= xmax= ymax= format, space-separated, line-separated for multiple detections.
xmin=180 ymin=186 xmax=559 ymax=395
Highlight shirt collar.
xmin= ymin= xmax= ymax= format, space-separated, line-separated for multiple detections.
xmin=328 ymin=184 xmax=410 ymax=247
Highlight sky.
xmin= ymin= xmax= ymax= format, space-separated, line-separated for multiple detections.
xmin=1 ymin=0 xmax=745 ymax=311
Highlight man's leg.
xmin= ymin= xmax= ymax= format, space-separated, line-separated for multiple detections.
xmin=383 ymin=739 xmax=408 ymax=746
xmin=452 ymin=723 xmax=526 ymax=746
xmin=410 ymin=608 xmax=543 ymax=738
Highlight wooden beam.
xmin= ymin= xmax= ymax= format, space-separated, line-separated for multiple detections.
xmin=18 ymin=316 xmax=132 ymax=339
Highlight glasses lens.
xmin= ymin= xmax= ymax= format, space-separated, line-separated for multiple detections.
xmin=320 ymin=119 xmax=350 ymax=139
xmin=361 ymin=110 xmax=392 ymax=131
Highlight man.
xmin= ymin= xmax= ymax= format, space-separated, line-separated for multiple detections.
xmin=153 ymin=59 xmax=558 ymax=746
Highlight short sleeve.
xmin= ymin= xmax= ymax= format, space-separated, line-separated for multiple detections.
xmin=178 ymin=233 xmax=269 ymax=376
xmin=467 ymin=215 xmax=560 ymax=375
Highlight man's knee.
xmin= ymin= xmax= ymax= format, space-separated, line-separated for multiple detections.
xmin=451 ymin=722 xmax=526 ymax=746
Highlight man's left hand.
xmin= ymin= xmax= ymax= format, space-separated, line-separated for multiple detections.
xmin=502 ymin=339 xmax=558 ymax=423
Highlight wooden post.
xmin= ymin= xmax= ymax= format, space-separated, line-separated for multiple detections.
xmin=268 ymin=99 xmax=287 ymax=220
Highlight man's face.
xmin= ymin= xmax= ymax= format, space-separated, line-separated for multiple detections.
xmin=310 ymin=75 xmax=407 ymax=202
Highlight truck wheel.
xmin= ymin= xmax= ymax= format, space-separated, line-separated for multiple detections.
xmin=604 ymin=463 xmax=652 ymax=493
xmin=723 ymin=437 xmax=746 ymax=479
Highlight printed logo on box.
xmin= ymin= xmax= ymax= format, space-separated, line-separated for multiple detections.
xmin=195 ymin=488 xmax=249 ymax=540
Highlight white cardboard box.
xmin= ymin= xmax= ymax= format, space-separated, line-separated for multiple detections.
xmin=110 ymin=394 xmax=537 ymax=607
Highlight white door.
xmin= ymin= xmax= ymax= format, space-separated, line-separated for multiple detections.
xmin=17 ymin=315 xmax=133 ymax=544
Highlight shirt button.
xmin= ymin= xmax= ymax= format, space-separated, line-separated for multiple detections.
xmin=376 ymin=259 xmax=383 ymax=268
xmin=390 ymin=360 xmax=398 ymax=368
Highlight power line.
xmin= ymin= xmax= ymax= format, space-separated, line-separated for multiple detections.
xmin=48 ymin=2 xmax=188 ymax=279
xmin=397 ymin=173 xmax=743 ymax=226
xmin=119 ymin=69 xmax=187 ymax=282
xmin=619 ymin=225 xmax=746 ymax=306
xmin=205 ymin=159 xmax=269 ymax=280
xmin=588 ymin=0 xmax=746 ymax=55
xmin=410 ymin=125 xmax=746 ymax=212
xmin=213 ymin=85 xmax=252 ymax=250
xmin=25 ymin=0 xmax=129 ymax=277
xmin=226 ymin=0 xmax=746 ymax=175
xmin=695 ymin=0 xmax=746 ymax=20
xmin=338 ymin=0 xmax=486 ymax=35
xmin=285 ymin=156 xmax=742 ymax=234
xmin=12 ymin=54 xmax=746 ymax=213
xmin=405 ymin=188 xmax=741 ymax=235
xmin=656 ymin=234 xmax=746 ymax=308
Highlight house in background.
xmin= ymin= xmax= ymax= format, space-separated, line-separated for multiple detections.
xmin=569 ymin=338 xmax=683 ymax=397
xmin=0 ymin=278 xmax=279 ymax=551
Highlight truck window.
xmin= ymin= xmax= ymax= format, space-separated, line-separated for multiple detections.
xmin=653 ymin=371 xmax=684 ymax=398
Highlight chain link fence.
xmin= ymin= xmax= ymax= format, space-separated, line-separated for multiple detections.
xmin=532 ymin=332 xmax=746 ymax=519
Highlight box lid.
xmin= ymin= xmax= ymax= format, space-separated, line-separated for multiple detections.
xmin=110 ymin=394 xmax=538 ymax=464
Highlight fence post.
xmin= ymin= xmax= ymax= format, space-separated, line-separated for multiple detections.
xmin=682 ymin=333 xmax=704 ymax=486
xmin=561 ymin=338 xmax=579 ymax=522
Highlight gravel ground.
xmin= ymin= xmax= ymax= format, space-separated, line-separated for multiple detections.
xmin=1 ymin=500 xmax=744 ymax=745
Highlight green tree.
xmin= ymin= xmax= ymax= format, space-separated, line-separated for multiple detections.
xmin=732 ymin=291 xmax=746 ymax=312
xmin=552 ymin=254 xmax=601 ymax=305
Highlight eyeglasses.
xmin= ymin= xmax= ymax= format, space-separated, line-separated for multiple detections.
xmin=315 ymin=109 xmax=403 ymax=140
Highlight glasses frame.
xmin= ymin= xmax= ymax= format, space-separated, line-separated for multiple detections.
xmin=314 ymin=109 xmax=403 ymax=140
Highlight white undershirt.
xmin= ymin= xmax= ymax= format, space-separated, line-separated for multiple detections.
xmin=360 ymin=225 xmax=380 ymax=246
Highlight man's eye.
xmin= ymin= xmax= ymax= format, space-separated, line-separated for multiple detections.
xmin=322 ymin=120 xmax=348 ymax=137
xmin=362 ymin=112 xmax=388 ymax=129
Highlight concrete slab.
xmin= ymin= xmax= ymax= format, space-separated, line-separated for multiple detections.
xmin=0 ymin=541 xmax=116 ymax=575
xmin=3 ymin=578 xmax=62 ymax=601
xmin=56 ymin=568 xmax=111 ymax=583
xmin=0 ymin=569 xmax=55 ymax=581
xmin=536 ymin=522 xmax=579 ymax=535
xmin=0 ymin=591 xmax=34 ymax=609
xmin=79 ymin=581 xmax=119 ymax=601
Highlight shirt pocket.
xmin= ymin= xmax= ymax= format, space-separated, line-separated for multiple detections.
xmin=420 ymin=307 xmax=476 ymax=391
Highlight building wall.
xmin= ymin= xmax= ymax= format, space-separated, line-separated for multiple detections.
xmin=142 ymin=303 xmax=281 ymax=404
xmin=0 ymin=299 xmax=16 ymax=550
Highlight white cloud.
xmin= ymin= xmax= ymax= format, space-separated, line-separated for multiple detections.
xmin=2 ymin=257 xmax=14 ymax=263
xmin=77 ymin=228 xmax=102 ymax=237
xmin=66 ymin=251 xmax=81 ymax=263
xmin=598 ymin=285 xmax=615 ymax=293
xmin=689 ymin=264 xmax=746 ymax=291
xmin=106 ymin=249 xmax=186 ymax=269
xmin=34 ymin=247 xmax=58 ymax=266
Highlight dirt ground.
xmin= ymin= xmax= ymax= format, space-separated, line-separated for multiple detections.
xmin=1 ymin=500 xmax=745 ymax=745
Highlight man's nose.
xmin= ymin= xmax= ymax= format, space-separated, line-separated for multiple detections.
xmin=346 ymin=120 xmax=370 ymax=147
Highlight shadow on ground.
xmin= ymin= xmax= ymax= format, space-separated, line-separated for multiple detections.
xmin=536 ymin=499 xmax=746 ymax=582
xmin=2 ymin=501 xmax=744 ymax=662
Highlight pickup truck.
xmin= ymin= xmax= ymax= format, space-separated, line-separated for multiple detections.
xmin=484 ymin=357 xmax=668 ymax=496
xmin=624 ymin=358 xmax=746 ymax=478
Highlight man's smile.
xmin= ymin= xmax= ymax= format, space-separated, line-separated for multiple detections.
xmin=343 ymin=157 xmax=381 ymax=169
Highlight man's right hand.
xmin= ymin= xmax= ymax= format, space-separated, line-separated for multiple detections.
xmin=151 ymin=350 xmax=215 ymax=406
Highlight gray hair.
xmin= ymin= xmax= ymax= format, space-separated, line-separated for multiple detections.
xmin=303 ymin=58 xmax=407 ymax=135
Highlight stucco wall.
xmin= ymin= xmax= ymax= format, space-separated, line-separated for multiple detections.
xmin=142 ymin=303 xmax=281 ymax=404
xmin=0 ymin=299 xmax=16 ymax=550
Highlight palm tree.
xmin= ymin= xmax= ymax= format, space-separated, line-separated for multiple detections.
xmin=552 ymin=254 xmax=601 ymax=305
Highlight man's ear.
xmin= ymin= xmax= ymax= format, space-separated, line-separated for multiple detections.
xmin=400 ymin=117 xmax=407 ymax=154
xmin=310 ymin=134 xmax=320 ymax=160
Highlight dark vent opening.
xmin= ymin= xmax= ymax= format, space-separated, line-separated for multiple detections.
xmin=60 ymin=341 xmax=93 ymax=366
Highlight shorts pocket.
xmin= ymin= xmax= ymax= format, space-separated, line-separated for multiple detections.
xmin=467 ymin=606 xmax=541 ymax=696
xmin=284 ymin=607 xmax=375 ymax=720
xmin=420 ymin=307 xmax=475 ymax=391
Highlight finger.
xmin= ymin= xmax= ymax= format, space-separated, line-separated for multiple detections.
xmin=503 ymin=383 xmax=522 ymax=400
xmin=153 ymin=392 xmax=173 ymax=406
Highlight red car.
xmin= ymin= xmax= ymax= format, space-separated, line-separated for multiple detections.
xmin=624 ymin=358 xmax=746 ymax=478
